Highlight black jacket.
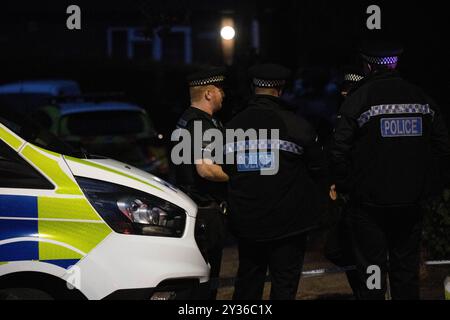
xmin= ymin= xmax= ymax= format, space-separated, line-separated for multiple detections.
xmin=173 ymin=107 xmax=227 ymax=203
xmin=331 ymin=70 xmax=450 ymax=206
xmin=224 ymin=95 xmax=323 ymax=241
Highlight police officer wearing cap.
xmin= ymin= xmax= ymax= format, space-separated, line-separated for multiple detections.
xmin=330 ymin=40 xmax=450 ymax=299
xmin=340 ymin=66 xmax=364 ymax=98
xmin=324 ymin=65 xmax=364 ymax=299
xmin=224 ymin=64 xmax=323 ymax=300
xmin=173 ymin=67 xmax=229 ymax=299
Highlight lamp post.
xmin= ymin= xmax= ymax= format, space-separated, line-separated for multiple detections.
xmin=220 ymin=17 xmax=235 ymax=65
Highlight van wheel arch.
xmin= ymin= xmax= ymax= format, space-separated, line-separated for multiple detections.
xmin=0 ymin=272 xmax=87 ymax=300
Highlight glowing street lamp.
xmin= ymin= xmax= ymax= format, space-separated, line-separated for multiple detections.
xmin=221 ymin=18 xmax=235 ymax=65
xmin=220 ymin=26 xmax=235 ymax=40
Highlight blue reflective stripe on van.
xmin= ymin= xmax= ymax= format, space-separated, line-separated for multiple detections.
xmin=0 ymin=198 xmax=40 ymax=261
xmin=0 ymin=241 xmax=39 ymax=262
xmin=0 ymin=219 xmax=38 ymax=241
xmin=41 ymin=259 xmax=80 ymax=269
xmin=0 ymin=195 xmax=38 ymax=218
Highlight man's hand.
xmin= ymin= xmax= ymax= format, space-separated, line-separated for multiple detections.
xmin=195 ymin=159 xmax=229 ymax=182
xmin=329 ymin=184 xmax=337 ymax=201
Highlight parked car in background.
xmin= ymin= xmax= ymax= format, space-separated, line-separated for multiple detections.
xmin=32 ymin=101 xmax=170 ymax=178
xmin=0 ymin=80 xmax=82 ymax=113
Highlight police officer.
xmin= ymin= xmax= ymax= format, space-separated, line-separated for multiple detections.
xmin=173 ymin=67 xmax=229 ymax=299
xmin=340 ymin=66 xmax=364 ymax=98
xmin=224 ymin=64 xmax=323 ymax=300
xmin=330 ymin=40 xmax=450 ymax=300
xmin=325 ymin=65 xmax=364 ymax=298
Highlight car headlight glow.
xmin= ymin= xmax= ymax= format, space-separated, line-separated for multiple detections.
xmin=76 ymin=177 xmax=186 ymax=238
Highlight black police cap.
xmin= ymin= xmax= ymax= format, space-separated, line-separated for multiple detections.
xmin=187 ymin=67 xmax=226 ymax=87
xmin=360 ymin=40 xmax=404 ymax=65
xmin=249 ymin=64 xmax=291 ymax=88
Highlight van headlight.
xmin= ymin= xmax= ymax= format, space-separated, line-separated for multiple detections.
xmin=75 ymin=177 xmax=186 ymax=238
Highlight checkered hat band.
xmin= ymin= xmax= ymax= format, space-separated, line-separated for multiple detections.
xmin=224 ymin=139 xmax=303 ymax=156
xmin=344 ymin=73 xmax=364 ymax=82
xmin=357 ymin=104 xmax=435 ymax=127
xmin=253 ymin=78 xmax=286 ymax=88
xmin=362 ymin=54 xmax=398 ymax=65
xmin=189 ymin=75 xmax=225 ymax=87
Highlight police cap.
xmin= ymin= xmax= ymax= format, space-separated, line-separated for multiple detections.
xmin=249 ymin=64 xmax=291 ymax=88
xmin=360 ymin=40 xmax=404 ymax=65
xmin=187 ymin=67 xmax=226 ymax=87
xmin=342 ymin=65 xmax=364 ymax=83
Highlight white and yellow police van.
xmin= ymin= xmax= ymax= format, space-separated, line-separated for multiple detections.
xmin=0 ymin=109 xmax=209 ymax=300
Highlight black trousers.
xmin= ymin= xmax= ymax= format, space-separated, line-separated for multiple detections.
xmin=195 ymin=202 xmax=227 ymax=300
xmin=324 ymin=202 xmax=360 ymax=298
xmin=208 ymin=242 xmax=223 ymax=300
xmin=348 ymin=204 xmax=423 ymax=300
xmin=233 ymin=233 xmax=307 ymax=300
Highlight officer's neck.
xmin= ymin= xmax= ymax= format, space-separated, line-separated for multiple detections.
xmin=191 ymin=102 xmax=214 ymax=116
xmin=254 ymin=88 xmax=281 ymax=97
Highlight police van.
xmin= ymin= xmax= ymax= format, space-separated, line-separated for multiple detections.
xmin=0 ymin=108 xmax=209 ymax=300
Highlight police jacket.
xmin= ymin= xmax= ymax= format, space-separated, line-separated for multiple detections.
xmin=331 ymin=70 xmax=450 ymax=206
xmin=173 ymin=107 xmax=227 ymax=204
xmin=224 ymin=95 xmax=322 ymax=241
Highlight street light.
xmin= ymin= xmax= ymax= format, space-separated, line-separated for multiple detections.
xmin=221 ymin=17 xmax=235 ymax=65
xmin=220 ymin=26 xmax=235 ymax=40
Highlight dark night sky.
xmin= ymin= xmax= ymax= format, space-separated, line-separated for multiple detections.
xmin=1 ymin=1 xmax=448 ymax=66
xmin=0 ymin=1 xmax=449 ymax=126
xmin=1 ymin=1 xmax=448 ymax=69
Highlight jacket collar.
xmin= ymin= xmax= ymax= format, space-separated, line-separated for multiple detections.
xmin=348 ymin=70 xmax=402 ymax=95
xmin=189 ymin=106 xmax=213 ymax=118
xmin=365 ymin=69 xmax=402 ymax=83
xmin=250 ymin=94 xmax=291 ymax=111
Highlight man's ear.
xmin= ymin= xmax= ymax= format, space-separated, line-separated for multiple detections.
xmin=204 ymin=88 xmax=212 ymax=101
xmin=277 ymin=88 xmax=283 ymax=97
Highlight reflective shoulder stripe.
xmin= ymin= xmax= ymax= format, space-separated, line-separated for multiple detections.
xmin=177 ymin=119 xmax=188 ymax=128
xmin=357 ymin=104 xmax=435 ymax=127
xmin=224 ymin=139 xmax=304 ymax=156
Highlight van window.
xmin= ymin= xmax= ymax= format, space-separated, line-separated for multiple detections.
xmin=0 ymin=140 xmax=54 ymax=189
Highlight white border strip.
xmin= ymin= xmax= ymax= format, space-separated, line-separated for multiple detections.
xmin=0 ymin=237 xmax=86 ymax=256
xmin=425 ymin=260 xmax=450 ymax=266
xmin=0 ymin=216 xmax=104 ymax=223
